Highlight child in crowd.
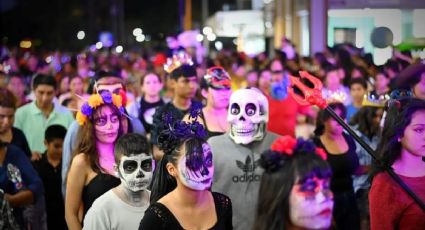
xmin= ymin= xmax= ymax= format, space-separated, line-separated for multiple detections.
xmin=33 ymin=124 xmax=68 ymax=230
xmin=84 ymin=133 xmax=152 ymax=230
xmin=346 ymin=78 xmax=368 ymax=122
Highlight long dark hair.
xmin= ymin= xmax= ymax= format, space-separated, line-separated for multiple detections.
xmin=373 ymin=98 xmax=425 ymax=176
xmin=72 ymin=103 xmax=123 ymax=173
xmin=349 ymin=106 xmax=382 ymax=140
xmin=314 ymin=102 xmax=346 ymax=136
xmin=150 ymin=137 xmax=207 ymax=203
xmin=253 ymin=138 xmax=332 ymax=230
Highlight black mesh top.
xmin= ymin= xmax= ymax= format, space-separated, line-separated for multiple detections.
xmin=81 ymin=173 xmax=120 ymax=217
xmin=139 ymin=192 xmax=233 ymax=230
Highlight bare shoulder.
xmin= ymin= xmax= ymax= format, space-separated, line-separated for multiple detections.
xmin=70 ymin=153 xmax=90 ymax=169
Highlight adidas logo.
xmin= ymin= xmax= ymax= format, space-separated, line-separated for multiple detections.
xmin=232 ymin=156 xmax=261 ymax=183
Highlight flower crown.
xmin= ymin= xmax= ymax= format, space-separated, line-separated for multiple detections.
xmin=163 ymin=51 xmax=194 ymax=74
xmin=76 ymin=91 xmax=125 ymax=125
xmin=157 ymin=103 xmax=207 ymax=154
xmin=260 ymin=136 xmax=327 ymax=173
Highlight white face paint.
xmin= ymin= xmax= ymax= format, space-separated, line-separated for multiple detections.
xmin=289 ymin=177 xmax=334 ymax=229
xmin=118 ymin=154 xmax=153 ymax=192
xmin=177 ymin=143 xmax=214 ymax=191
xmin=227 ymin=88 xmax=269 ymax=144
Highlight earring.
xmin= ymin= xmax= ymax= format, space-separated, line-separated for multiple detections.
xmin=397 ymin=137 xmax=401 ymax=142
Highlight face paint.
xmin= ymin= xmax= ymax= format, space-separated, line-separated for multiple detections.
xmin=118 ymin=154 xmax=153 ymax=192
xmin=178 ymin=143 xmax=214 ymax=191
xmin=289 ymin=177 xmax=334 ymax=229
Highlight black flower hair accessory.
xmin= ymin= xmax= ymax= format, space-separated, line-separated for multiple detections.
xmin=157 ymin=104 xmax=207 ymax=154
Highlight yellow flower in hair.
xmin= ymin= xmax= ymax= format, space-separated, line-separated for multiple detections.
xmin=76 ymin=111 xmax=88 ymax=125
xmin=88 ymin=94 xmax=103 ymax=108
xmin=112 ymin=94 xmax=122 ymax=108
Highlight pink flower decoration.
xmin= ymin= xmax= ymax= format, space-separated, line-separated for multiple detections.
xmin=315 ymin=147 xmax=327 ymax=160
xmin=271 ymin=136 xmax=297 ymax=156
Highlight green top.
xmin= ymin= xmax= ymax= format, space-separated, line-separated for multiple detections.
xmin=14 ymin=101 xmax=74 ymax=153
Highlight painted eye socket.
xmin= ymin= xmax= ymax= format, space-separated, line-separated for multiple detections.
xmin=94 ymin=117 xmax=107 ymax=126
xmin=245 ymin=103 xmax=256 ymax=116
xmin=230 ymin=103 xmax=240 ymax=115
xmin=205 ymin=154 xmax=213 ymax=167
xmin=123 ymin=160 xmax=138 ymax=172
xmin=141 ymin=159 xmax=152 ymax=171
xmin=110 ymin=114 xmax=119 ymax=123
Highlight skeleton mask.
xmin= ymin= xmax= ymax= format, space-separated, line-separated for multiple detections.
xmin=178 ymin=143 xmax=214 ymax=191
xmin=118 ymin=154 xmax=153 ymax=192
xmin=228 ymin=88 xmax=269 ymax=144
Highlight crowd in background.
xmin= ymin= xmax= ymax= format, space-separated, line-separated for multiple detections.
xmin=1 ymin=38 xmax=425 ymax=230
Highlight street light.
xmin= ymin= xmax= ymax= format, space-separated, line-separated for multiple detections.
xmin=115 ymin=45 xmax=123 ymax=53
xmin=133 ymin=28 xmax=143 ymax=37
xmin=136 ymin=34 xmax=145 ymax=42
xmin=77 ymin=31 xmax=85 ymax=40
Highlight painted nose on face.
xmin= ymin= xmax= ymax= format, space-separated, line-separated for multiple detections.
xmin=239 ymin=116 xmax=246 ymax=121
xmin=136 ymin=170 xmax=145 ymax=178
xmin=200 ymin=166 xmax=209 ymax=176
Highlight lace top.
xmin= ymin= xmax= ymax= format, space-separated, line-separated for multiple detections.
xmin=139 ymin=192 xmax=232 ymax=230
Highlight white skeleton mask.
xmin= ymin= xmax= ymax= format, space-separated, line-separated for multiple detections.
xmin=118 ymin=154 xmax=153 ymax=192
xmin=228 ymin=88 xmax=269 ymax=144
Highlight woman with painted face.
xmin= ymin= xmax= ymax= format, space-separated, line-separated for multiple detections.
xmin=83 ymin=133 xmax=152 ymax=230
xmin=139 ymin=108 xmax=233 ymax=230
xmin=254 ymin=136 xmax=333 ymax=230
xmin=186 ymin=66 xmax=232 ymax=139
xmin=65 ymin=91 xmax=124 ymax=230
xmin=313 ymin=102 xmax=360 ymax=230
xmin=370 ymin=98 xmax=425 ymax=230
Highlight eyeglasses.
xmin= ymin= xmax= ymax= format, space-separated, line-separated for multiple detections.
xmin=93 ymin=114 xmax=120 ymax=126
xmin=271 ymin=70 xmax=283 ymax=74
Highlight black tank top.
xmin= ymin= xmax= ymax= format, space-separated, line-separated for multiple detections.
xmin=82 ymin=173 xmax=121 ymax=216
xmin=200 ymin=111 xmax=226 ymax=139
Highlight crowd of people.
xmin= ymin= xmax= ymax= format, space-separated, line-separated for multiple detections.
xmin=0 ymin=38 xmax=424 ymax=230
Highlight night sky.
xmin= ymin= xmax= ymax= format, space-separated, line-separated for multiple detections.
xmin=0 ymin=0 xmax=236 ymax=50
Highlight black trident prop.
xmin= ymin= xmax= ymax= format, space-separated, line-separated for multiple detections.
xmin=288 ymin=71 xmax=425 ymax=212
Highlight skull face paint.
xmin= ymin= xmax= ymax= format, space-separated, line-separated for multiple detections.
xmin=178 ymin=143 xmax=214 ymax=191
xmin=227 ymin=89 xmax=269 ymax=144
xmin=118 ymin=154 xmax=153 ymax=192
xmin=289 ymin=177 xmax=334 ymax=229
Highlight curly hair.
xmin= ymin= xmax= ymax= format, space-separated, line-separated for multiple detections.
xmin=253 ymin=138 xmax=332 ymax=230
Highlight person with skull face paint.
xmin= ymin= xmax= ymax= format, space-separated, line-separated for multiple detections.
xmin=208 ymin=88 xmax=280 ymax=230
xmin=253 ymin=136 xmax=333 ymax=230
xmin=139 ymin=107 xmax=233 ymax=230
xmin=65 ymin=91 xmax=125 ymax=230
xmin=83 ymin=133 xmax=152 ymax=230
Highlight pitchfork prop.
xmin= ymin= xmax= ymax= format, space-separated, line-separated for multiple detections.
xmin=288 ymin=71 xmax=425 ymax=211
